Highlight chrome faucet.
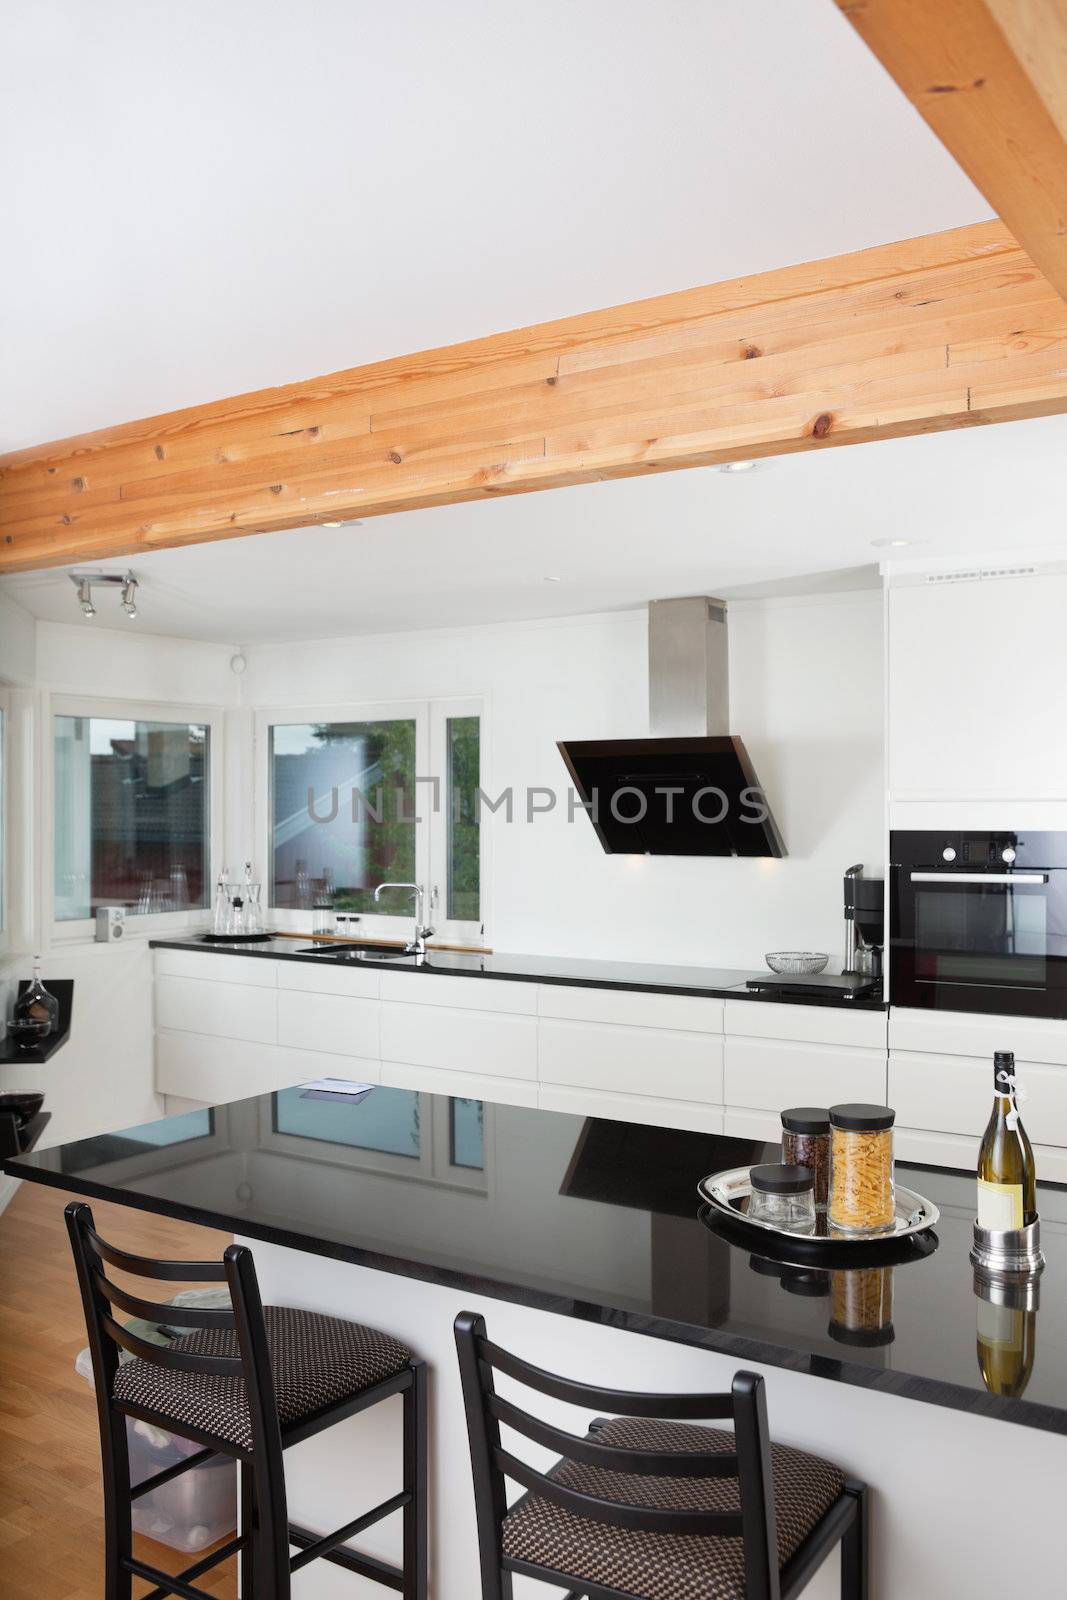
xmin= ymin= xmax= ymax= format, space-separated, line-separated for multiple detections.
xmin=374 ymin=882 xmax=435 ymax=956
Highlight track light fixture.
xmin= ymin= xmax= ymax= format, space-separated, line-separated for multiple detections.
xmin=68 ymin=569 xmax=140 ymax=621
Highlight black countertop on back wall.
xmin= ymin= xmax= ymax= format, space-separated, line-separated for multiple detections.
xmin=7 ymin=1087 xmax=1065 ymax=1436
xmin=149 ymin=938 xmax=885 ymax=1008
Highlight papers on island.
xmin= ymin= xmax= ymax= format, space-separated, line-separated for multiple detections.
xmin=299 ymin=1078 xmax=376 ymax=1104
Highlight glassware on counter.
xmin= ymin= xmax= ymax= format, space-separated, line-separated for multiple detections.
xmin=747 ymin=1163 xmax=817 ymax=1233
xmin=828 ymin=1104 xmax=896 ymax=1234
xmin=781 ymin=1106 xmax=830 ymax=1208
xmin=13 ymin=957 xmax=60 ymax=1037
xmin=312 ymin=903 xmax=334 ymax=937
xmin=213 ymin=867 xmax=231 ymax=935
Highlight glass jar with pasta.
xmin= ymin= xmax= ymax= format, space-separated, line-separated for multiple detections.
xmin=828 ymin=1104 xmax=896 ymax=1234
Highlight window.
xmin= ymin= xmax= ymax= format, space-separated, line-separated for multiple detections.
xmin=262 ymin=698 xmax=483 ymax=942
xmin=52 ymin=706 xmax=216 ymax=928
xmin=269 ymin=1087 xmax=488 ymax=1190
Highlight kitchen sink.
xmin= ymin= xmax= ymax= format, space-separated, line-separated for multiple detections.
xmin=295 ymin=943 xmax=416 ymax=961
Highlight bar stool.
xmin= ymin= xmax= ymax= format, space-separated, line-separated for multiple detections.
xmin=66 ymin=1202 xmax=428 ymax=1600
xmin=456 ymin=1311 xmax=867 ymax=1600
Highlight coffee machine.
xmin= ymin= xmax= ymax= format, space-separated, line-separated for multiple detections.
xmin=843 ymin=864 xmax=885 ymax=978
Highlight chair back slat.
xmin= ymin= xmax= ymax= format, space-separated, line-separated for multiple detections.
xmin=489 ymin=1393 xmax=738 ymax=1480
xmin=493 ymin=1446 xmax=743 ymax=1538
xmin=92 ymin=1270 xmax=236 ymax=1332
xmin=103 ymin=1313 xmax=243 ymax=1377
xmin=480 ymin=1337 xmax=734 ymax=1420
xmin=84 ymin=1224 xmax=227 ymax=1282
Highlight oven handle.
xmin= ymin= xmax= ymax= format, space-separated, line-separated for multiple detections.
xmin=909 ymin=871 xmax=1049 ymax=885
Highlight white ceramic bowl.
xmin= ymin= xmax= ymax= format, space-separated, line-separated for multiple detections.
xmin=764 ymin=951 xmax=829 ymax=975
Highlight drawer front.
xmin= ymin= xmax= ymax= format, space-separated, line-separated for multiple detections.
xmin=889 ymin=1008 xmax=1067 ymax=1066
xmin=381 ymin=1002 xmax=538 ymax=1079
xmin=156 ymin=1031 xmax=378 ymax=1101
xmin=890 ymin=1049 xmax=1067 ymax=1147
xmin=724 ymin=999 xmax=887 ymax=1049
xmin=276 ymin=962 xmax=380 ymax=1000
xmin=378 ymin=970 xmax=538 ymax=1015
xmin=538 ymin=1082 xmax=724 ymax=1134
xmin=538 ymin=1019 xmax=724 ymax=1102
xmin=893 ymin=1124 xmax=1067 ymax=1184
xmin=722 ymin=1106 xmax=782 ymax=1144
xmin=154 ymin=948 xmax=279 ymax=988
xmin=378 ymin=1059 xmax=539 ymax=1108
xmin=277 ymin=990 xmax=380 ymax=1059
xmin=537 ymin=984 xmax=724 ymax=1034
xmin=155 ymin=975 xmax=278 ymax=1043
xmin=724 ymin=1037 xmax=887 ymax=1113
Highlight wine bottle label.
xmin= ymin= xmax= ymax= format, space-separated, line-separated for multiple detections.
xmin=977 ymin=1178 xmax=1024 ymax=1232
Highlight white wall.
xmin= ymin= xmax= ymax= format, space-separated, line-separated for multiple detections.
xmin=0 ymin=589 xmax=35 ymax=685
xmin=242 ymin=591 xmax=885 ymax=968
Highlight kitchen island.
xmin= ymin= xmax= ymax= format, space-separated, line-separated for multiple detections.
xmin=7 ymin=1087 xmax=1065 ymax=1597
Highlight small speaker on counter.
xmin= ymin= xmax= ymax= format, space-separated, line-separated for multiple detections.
xmin=95 ymin=906 xmax=126 ymax=942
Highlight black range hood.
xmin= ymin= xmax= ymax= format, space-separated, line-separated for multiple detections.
xmin=558 ymin=598 xmax=785 ymax=859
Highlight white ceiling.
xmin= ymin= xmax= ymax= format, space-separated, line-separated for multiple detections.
xmin=2 ymin=0 xmax=989 ymax=452
xmin=4 ymin=414 xmax=1066 ymax=642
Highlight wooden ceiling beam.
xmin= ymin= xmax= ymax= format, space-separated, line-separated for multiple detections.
xmin=2 ymin=218 xmax=1067 ymax=573
xmin=836 ymin=0 xmax=1067 ymax=302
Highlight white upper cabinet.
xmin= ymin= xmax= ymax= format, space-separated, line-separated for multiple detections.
xmin=887 ymin=570 xmax=1067 ymax=801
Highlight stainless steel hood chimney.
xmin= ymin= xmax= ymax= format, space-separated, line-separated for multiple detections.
xmin=558 ymin=597 xmax=786 ymax=857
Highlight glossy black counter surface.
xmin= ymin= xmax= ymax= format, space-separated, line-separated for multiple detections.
xmin=149 ymin=938 xmax=885 ymax=1009
xmin=7 ymin=1088 xmax=1064 ymax=1434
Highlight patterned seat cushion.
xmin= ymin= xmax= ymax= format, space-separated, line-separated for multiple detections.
xmin=112 ymin=1306 xmax=412 ymax=1452
xmin=501 ymin=1414 xmax=846 ymax=1600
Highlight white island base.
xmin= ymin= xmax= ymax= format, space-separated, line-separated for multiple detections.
xmin=241 ymin=1241 xmax=1066 ymax=1600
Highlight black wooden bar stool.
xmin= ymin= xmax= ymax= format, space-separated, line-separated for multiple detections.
xmin=66 ymin=1201 xmax=428 ymax=1600
xmin=456 ymin=1311 xmax=867 ymax=1600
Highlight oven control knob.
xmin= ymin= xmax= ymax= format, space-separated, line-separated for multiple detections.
xmin=1002 ymin=846 xmax=1017 ymax=864
xmin=942 ymin=846 xmax=957 ymax=862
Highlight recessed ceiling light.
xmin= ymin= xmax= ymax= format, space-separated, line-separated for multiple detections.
xmin=714 ymin=460 xmax=758 ymax=474
xmin=543 ymin=574 xmax=561 ymax=584
xmin=323 ymin=520 xmax=342 ymax=528
xmin=871 ymin=537 xmax=919 ymax=549
xmin=322 ymin=518 xmax=364 ymax=528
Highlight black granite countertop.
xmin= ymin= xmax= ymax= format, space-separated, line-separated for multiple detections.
xmin=149 ymin=938 xmax=885 ymax=1008
xmin=7 ymin=1087 xmax=1063 ymax=1434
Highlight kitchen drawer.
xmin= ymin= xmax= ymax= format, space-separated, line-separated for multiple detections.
xmin=381 ymin=1002 xmax=537 ymax=1079
xmin=155 ymin=975 xmax=278 ymax=1043
xmin=277 ymin=961 xmax=380 ymax=1000
xmin=724 ymin=999 xmax=887 ymax=1050
xmin=890 ymin=1049 xmax=1067 ymax=1147
xmin=889 ymin=1008 xmax=1067 ymax=1066
xmin=724 ymin=1037 xmax=887 ymax=1113
xmin=722 ymin=1106 xmax=782 ymax=1144
xmin=538 ymin=1018 xmax=723 ymax=1102
xmin=378 ymin=970 xmax=538 ymax=1015
xmin=156 ymin=1031 xmax=377 ymax=1102
xmin=277 ymin=989 xmax=380 ymax=1059
xmin=379 ymin=1059 xmax=538 ymax=1108
xmin=538 ymin=1082 xmax=724 ymax=1134
xmin=893 ymin=1124 xmax=1067 ymax=1184
xmin=537 ymin=984 xmax=724 ymax=1034
xmin=154 ymin=948 xmax=279 ymax=988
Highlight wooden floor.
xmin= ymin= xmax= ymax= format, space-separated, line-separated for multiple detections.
xmin=0 ymin=1181 xmax=237 ymax=1598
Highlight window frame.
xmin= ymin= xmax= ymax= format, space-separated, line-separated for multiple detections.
xmin=256 ymin=695 xmax=486 ymax=947
xmin=48 ymin=694 xmax=224 ymax=943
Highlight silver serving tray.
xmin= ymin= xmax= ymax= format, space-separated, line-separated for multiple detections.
xmin=698 ymin=1167 xmax=940 ymax=1246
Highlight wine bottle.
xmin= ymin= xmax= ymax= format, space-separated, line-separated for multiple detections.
xmin=977 ymin=1050 xmax=1036 ymax=1232
xmin=976 ymin=1298 xmax=1036 ymax=1398
xmin=13 ymin=957 xmax=60 ymax=1035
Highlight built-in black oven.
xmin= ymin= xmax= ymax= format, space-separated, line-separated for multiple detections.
xmin=890 ymin=831 xmax=1067 ymax=1019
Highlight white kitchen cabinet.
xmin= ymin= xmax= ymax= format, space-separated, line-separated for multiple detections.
xmin=537 ymin=1082 xmax=724 ymax=1134
xmin=277 ymin=989 xmax=380 ymax=1058
xmin=891 ymin=1048 xmax=1067 ymax=1147
xmin=724 ymin=999 xmax=886 ymax=1050
xmin=724 ymin=1036 xmax=887 ymax=1114
xmin=889 ymin=1007 xmax=1067 ymax=1066
xmin=380 ymin=1001 xmax=538 ymax=1080
xmin=887 ymin=571 xmax=1067 ymax=800
xmin=155 ymin=947 xmax=279 ymax=988
xmin=539 ymin=1017 xmax=723 ymax=1103
xmin=379 ymin=1059 xmax=538 ymax=1107
xmin=538 ymin=984 xmax=724 ymax=1034
xmin=378 ymin=970 xmax=538 ymax=1015
xmin=157 ymin=1031 xmax=379 ymax=1104
xmin=276 ymin=962 xmax=380 ymax=1000
xmin=155 ymin=974 xmax=278 ymax=1044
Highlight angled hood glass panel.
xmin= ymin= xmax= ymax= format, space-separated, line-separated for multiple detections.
xmin=557 ymin=736 xmax=786 ymax=857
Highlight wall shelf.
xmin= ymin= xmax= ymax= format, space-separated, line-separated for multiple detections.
xmin=0 ymin=1109 xmax=51 ymax=1162
xmin=0 ymin=979 xmax=74 ymax=1066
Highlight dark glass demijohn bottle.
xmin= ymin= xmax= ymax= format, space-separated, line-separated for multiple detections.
xmin=977 ymin=1050 xmax=1036 ymax=1232
xmin=13 ymin=957 xmax=60 ymax=1036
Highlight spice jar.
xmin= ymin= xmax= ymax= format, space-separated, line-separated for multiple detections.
xmin=781 ymin=1106 xmax=831 ymax=1208
xmin=748 ymin=1164 xmax=816 ymax=1234
xmin=828 ymin=1104 xmax=896 ymax=1234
